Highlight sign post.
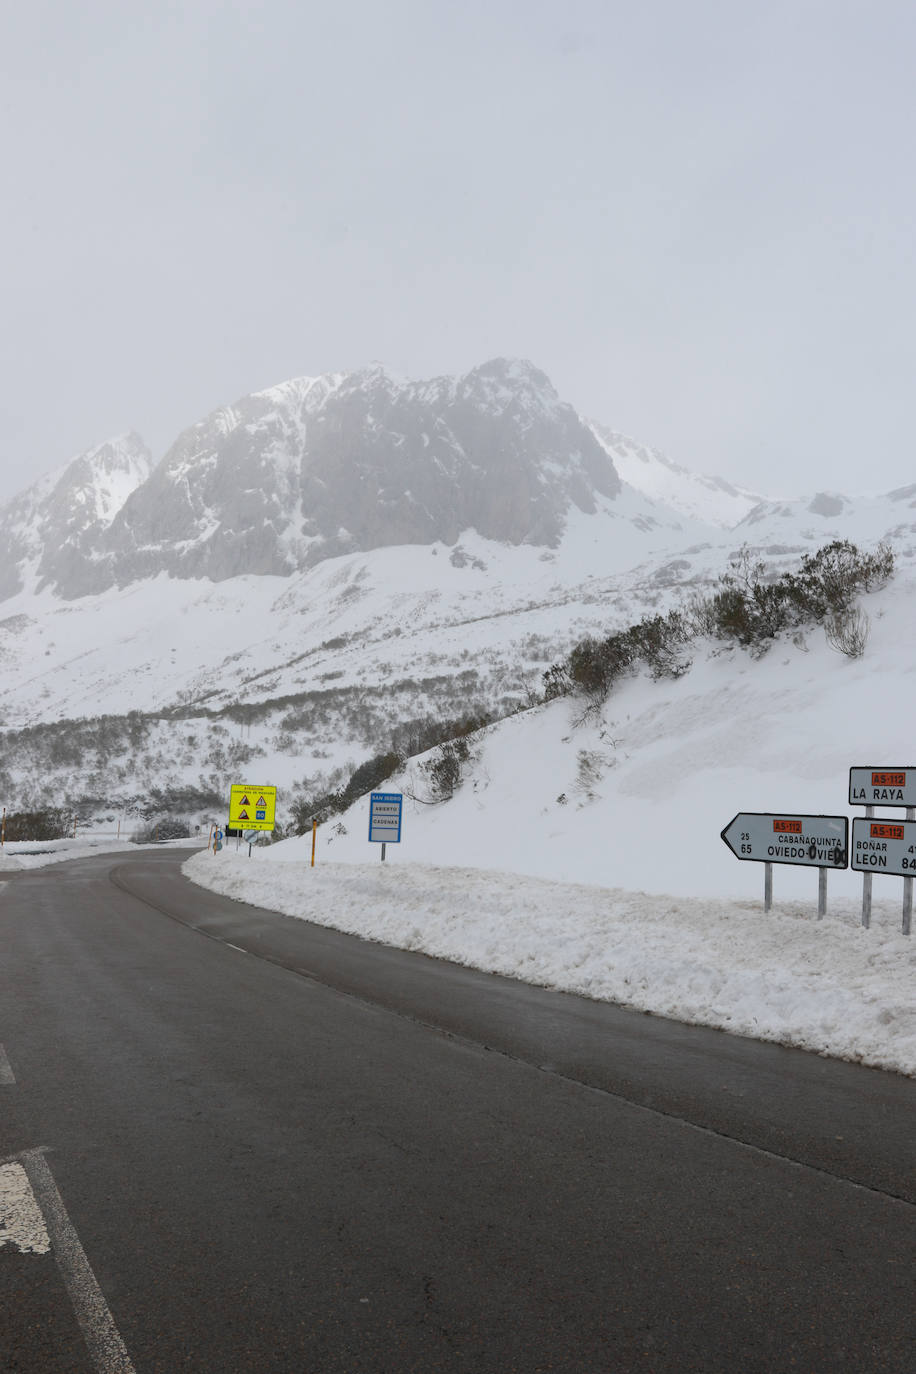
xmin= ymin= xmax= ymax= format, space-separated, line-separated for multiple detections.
xmin=861 ymin=807 xmax=874 ymax=929
xmin=905 ymin=805 xmax=914 ymax=937
xmin=368 ymin=792 xmax=403 ymax=861
xmin=720 ymin=812 xmax=848 ymax=915
xmin=849 ymin=769 xmax=916 ymax=936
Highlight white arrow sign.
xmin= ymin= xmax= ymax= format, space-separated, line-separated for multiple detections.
xmin=721 ymin=813 xmax=848 ymax=868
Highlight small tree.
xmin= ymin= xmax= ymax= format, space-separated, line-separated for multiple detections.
xmin=421 ymin=738 xmax=472 ymax=802
xmin=825 ymin=606 xmax=870 ymax=659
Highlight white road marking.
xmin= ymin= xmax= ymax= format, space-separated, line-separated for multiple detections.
xmin=19 ymin=1148 xmax=137 ymax=1374
xmin=225 ymin=942 xmax=247 ymax=954
xmin=0 ymin=1044 xmax=15 ymax=1084
xmin=0 ymin=1162 xmax=51 ymax=1252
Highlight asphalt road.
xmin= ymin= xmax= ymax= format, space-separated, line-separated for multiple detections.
xmin=0 ymin=848 xmax=913 ymax=1373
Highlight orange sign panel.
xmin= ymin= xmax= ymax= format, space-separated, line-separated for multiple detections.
xmin=870 ymin=823 xmax=904 ymax=841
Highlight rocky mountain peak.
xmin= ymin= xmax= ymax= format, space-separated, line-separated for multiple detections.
xmin=0 ymin=359 xmax=622 ymax=600
xmin=0 ymin=432 xmax=152 ymax=600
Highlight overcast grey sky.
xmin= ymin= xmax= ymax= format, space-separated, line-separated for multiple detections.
xmin=2 ymin=0 xmax=914 ymax=500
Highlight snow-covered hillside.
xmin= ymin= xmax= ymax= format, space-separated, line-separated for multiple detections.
xmin=241 ymin=561 xmax=916 ymax=907
xmin=0 ymin=493 xmax=913 ymax=823
xmin=590 ymin=421 xmax=763 ymax=526
xmin=181 ymin=558 xmax=916 ymax=1076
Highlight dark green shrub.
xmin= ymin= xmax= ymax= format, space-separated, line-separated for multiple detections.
xmin=3 ymin=808 xmax=72 ymax=841
xmin=288 ymin=791 xmax=340 ymax=832
xmin=549 ymin=540 xmax=894 ymax=703
xmin=542 ymin=661 xmax=573 ymax=701
xmin=337 ymin=751 xmax=401 ymax=810
xmin=625 ymin=612 xmax=691 ymax=680
xmin=568 ymin=634 xmax=634 ymax=698
xmin=422 ymin=737 xmax=471 ymax=802
xmin=130 ymin=816 xmax=191 ymax=843
xmin=704 ymin=541 xmax=894 ymax=647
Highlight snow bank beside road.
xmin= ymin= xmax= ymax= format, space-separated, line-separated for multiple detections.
xmin=183 ymin=853 xmax=916 ymax=1077
xmin=1 ymin=837 xmax=199 ymax=870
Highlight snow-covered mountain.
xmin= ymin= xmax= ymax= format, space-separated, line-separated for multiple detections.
xmin=0 ymin=433 xmax=151 ymax=601
xmin=3 ymin=360 xmax=637 ymax=599
xmin=0 ymin=357 xmax=912 ymax=827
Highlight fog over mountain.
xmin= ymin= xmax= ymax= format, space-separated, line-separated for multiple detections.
xmin=0 ymin=359 xmax=635 ymax=601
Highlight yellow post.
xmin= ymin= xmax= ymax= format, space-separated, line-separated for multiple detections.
xmin=311 ymin=819 xmax=317 ymax=867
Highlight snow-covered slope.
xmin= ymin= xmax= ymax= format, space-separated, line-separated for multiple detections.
xmin=589 ymin=421 xmax=763 ymax=526
xmin=734 ymin=485 xmax=916 ymax=553
xmin=0 ymin=494 xmax=713 ymax=727
xmin=1 ymin=480 xmax=913 ymax=818
xmin=258 ymin=561 xmax=916 ymax=904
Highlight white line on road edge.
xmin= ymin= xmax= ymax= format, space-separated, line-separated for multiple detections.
xmin=19 ymin=1148 xmax=137 ymax=1374
xmin=225 ymin=942 xmax=248 ymax=954
xmin=0 ymin=1044 xmax=15 ymax=1084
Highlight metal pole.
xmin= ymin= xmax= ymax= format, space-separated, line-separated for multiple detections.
xmin=381 ymin=843 xmax=387 ymax=862
xmin=764 ymin=862 xmax=772 ymax=912
xmin=311 ymin=820 xmax=317 ymax=868
xmin=861 ymin=805 xmax=873 ymax=928
xmin=817 ymin=867 xmax=827 ymax=919
xmin=904 ymin=807 xmax=915 ymax=936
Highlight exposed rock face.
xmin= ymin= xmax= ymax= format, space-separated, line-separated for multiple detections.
xmin=807 ymin=492 xmax=848 ymax=518
xmin=0 ymin=434 xmax=152 ymax=600
xmin=0 ymin=360 xmax=621 ymax=599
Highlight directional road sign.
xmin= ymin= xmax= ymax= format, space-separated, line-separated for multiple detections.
xmin=369 ymin=792 xmax=403 ymax=844
xmin=721 ymin=813 xmax=848 ymax=868
xmin=849 ymin=767 xmax=916 ymax=808
xmin=228 ymin=784 xmax=277 ymax=832
xmin=850 ymin=817 xmax=916 ymax=876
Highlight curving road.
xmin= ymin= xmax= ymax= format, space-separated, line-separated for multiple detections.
xmin=0 ymin=849 xmax=913 ymax=1372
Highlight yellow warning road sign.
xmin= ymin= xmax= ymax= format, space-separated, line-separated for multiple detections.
xmin=228 ymin=783 xmax=277 ymax=831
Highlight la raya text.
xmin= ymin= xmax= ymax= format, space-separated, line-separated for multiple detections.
xmin=852 ymin=786 xmax=909 ymax=802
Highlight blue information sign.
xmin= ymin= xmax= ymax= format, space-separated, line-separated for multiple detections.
xmin=369 ymin=792 xmax=403 ymax=844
